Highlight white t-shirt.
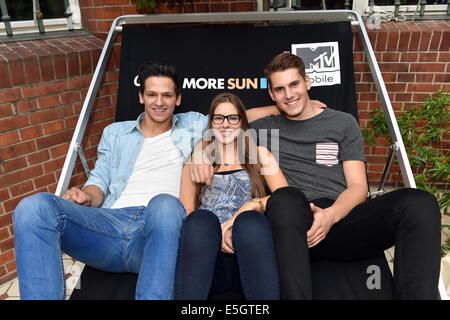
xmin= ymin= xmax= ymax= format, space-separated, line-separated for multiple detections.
xmin=110 ymin=130 xmax=184 ymax=209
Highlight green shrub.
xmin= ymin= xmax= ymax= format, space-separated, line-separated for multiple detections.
xmin=361 ymin=90 xmax=449 ymax=256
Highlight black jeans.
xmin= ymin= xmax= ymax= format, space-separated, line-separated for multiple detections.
xmin=265 ymin=187 xmax=441 ymax=300
xmin=173 ymin=209 xmax=280 ymax=300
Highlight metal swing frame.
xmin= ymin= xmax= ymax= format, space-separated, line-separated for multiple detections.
xmin=52 ymin=10 xmax=447 ymax=299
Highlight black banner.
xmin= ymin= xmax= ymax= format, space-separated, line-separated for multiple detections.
xmin=116 ymin=22 xmax=357 ymax=122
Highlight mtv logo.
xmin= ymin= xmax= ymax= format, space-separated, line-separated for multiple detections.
xmin=291 ymin=42 xmax=340 ymax=73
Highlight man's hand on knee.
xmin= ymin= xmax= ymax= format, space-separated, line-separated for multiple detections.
xmin=62 ymin=187 xmax=92 ymax=207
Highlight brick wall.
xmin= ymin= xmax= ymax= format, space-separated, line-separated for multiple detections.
xmin=354 ymin=20 xmax=449 ymax=186
xmin=0 ymin=2 xmax=448 ymax=285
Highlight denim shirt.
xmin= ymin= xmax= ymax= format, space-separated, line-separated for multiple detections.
xmin=84 ymin=111 xmax=208 ymax=208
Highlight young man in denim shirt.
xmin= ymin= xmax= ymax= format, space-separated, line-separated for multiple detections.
xmin=13 ymin=61 xmax=276 ymax=300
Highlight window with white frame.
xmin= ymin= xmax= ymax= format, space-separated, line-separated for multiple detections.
xmin=259 ymin=0 xmax=449 ymax=20
xmin=0 ymin=0 xmax=82 ymax=37
xmin=353 ymin=0 xmax=449 ymax=19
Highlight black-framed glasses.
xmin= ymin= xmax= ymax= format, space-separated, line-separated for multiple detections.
xmin=212 ymin=114 xmax=241 ymax=125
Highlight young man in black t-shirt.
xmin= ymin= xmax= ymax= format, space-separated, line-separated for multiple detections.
xmin=192 ymin=53 xmax=441 ymax=300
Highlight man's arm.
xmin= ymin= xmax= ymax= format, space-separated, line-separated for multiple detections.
xmin=307 ymin=160 xmax=368 ymax=248
xmin=179 ymin=163 xmax=198 ymax=215
xmin=246 ymin=105 xmax=279 ymax=122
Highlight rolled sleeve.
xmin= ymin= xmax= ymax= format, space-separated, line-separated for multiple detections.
xmin=83 ymin=126 xmax=112 ymax=196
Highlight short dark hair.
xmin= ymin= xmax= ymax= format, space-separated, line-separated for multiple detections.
xmin=138 ymin=60 xmax=181 ymax=96
xmin=264 ymin=53 xmax=306 ymax=87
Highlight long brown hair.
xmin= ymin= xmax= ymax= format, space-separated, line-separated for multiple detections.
xmin=194 ymin=92 xmax=268 ymax=208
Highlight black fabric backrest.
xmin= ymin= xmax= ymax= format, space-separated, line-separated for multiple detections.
xmin=116 ymin=22 xmax=357 ymax=122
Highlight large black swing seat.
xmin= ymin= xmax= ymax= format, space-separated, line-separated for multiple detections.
xmin=52 ymin=10 xmax=447 ymax=300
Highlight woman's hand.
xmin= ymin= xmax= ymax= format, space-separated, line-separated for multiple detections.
xmin=221 ymin=219 xmax=234 ymax=254
xmin=220 ymin=200 xmax=260 ymax=253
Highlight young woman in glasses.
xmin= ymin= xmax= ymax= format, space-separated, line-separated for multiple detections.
xmin=173 ymin=92 xmax=288 ymax=300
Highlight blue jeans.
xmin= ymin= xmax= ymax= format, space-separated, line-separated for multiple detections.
xmin=13 ymin=192 xmax=185 ymax=300
xmin=174 ymin=210 xmax=280 ymax=300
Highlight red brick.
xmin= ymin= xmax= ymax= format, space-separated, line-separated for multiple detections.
xmin=398 ymin=32 xmax=411 ymax=51
xmin=355 ymin=83 xmax=372 ymax=92
xmin=0 ymin=165 xmax=43 ymax=189
xmin=2 ymin=156 xmax=27 ymax=173
xmin=50 ymin=143 xmax=69 ymax=159
xmin=359 ymin=93 xmax=378 ymax=102
xmin=0 ymin=103 xmax=14 ymax=118
xmin=43 ymin=157 xmax=65 ymax=174
xmin=16 ymin=99 xmax=38 ymax=114
xmin=10 ymin=180 xmax=34 ymax=197
xmin=68 ymin=52 xmax=80 ymax=77
xmin=29 ymin=105 xmax=73 ymax=125
xmin=35 ymin=130 xmax=74 ymax=150
xmin=54 ymin=54 xmax=67 ymax=79
xmin=0 ymin=188 xmax=9 ymax=202
xmin=79 ymin=50 xmax=92 ymax=75
xmin=0 ymin=131 xmax=20 ymax=148
xmin=105 ymin=71 xmax=119 ymax=83
xmin=0 ymin=115 xmax=29 ymax=134
xmin=394 ymin=93 xmax=412 ymax=102
xmin=24 ymin=58 xmax=41 ymax=84
xmin=122 ymin=5 xmax=139 ymax=15
xmin=386 ymin=31 xmax=399 ymax=51
xmin=434 ymin=74 xmax=450 ymax=82
xmin=0 ymin=62 xmax=11 ymax=89
xmin=410 ymin=63 xmax=445 ymax=73
xmin=93 ymin=96 xmax=112 ymax=110
xmin=379 ymin=63 xmax=409 ymax=73
xmin=400 ymin=53 xmax=418 ymax=62
xmin=382 ymin=52 xmax=399 ymax=62
xmin=375 ymin=31 xmax=387 ymax=51
xmin=415 ymin=74 xmax=434 ymax=83
xmin=0 ymin=228 xmax=9 ymax=242
xmin=353 ymin=55 xmax=363 ymax=66
xmin=103 ymin=106 xmax=115 ymax=119
xmin=429 ymin=31 xmax=442 ymax=50
xmin=67 ymin=75 xmax=92 ymax=90
xmin=37 ymin=94 xmax=60 ymax=109
xmin=0 ymin=88 xmax=22 ymax=104
xmin=419 ymin=53 xmax=438 ymax=62
xmin=38 ymin=56 xmax=53 ymax=82
xmin=353 ymin=63 xmax=370 ymax=73
xmin=43 ymin=120 xmax=66 ymax=135
xmin=408 ymin=32 xmax=421 ymax=51
xmin=22 ymin=81 xmax=67 ymax=99
xmin=20 ymin=125 xmax=43 ymax=141
xmin=64 ymin=115 xmax=79 ymax=129
xmin=439 ymin=31 xmax=449 ymax=51
xmin=413 ymin=93 xmax=432 ymax=102
xmin=0 ymin=140 xmax=36 ymax=162
xmin=89 ymin=7 xmax=123 ymax=19
xmin=99 ymin=83 xmax=117 ymax=96
xmin=60 ymin=91 xmax=81 ymax=105
xmin=104 ymin=0 xmax=130 ymax=4
xmin=397 ymin=73 xmax=415 ymax=82
xmin=419 ymin=31 xmax=432 ymax=51
xmin=33 ymin=173 xmax=56 ymax=189
xmin=9 ymin=60 xmax=26 ymax=87
xmin=0 ymin=250 xmax=14 ymax=265
xmin=27 ymin=149 xmax=50 ymax=166
xmin=407 ymin=83 xmax=441 ymax=93
xmin=438 ymin=52 xmax=450 ymax=62
xmin=386 ymin=83 xmax=406 ymax=92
